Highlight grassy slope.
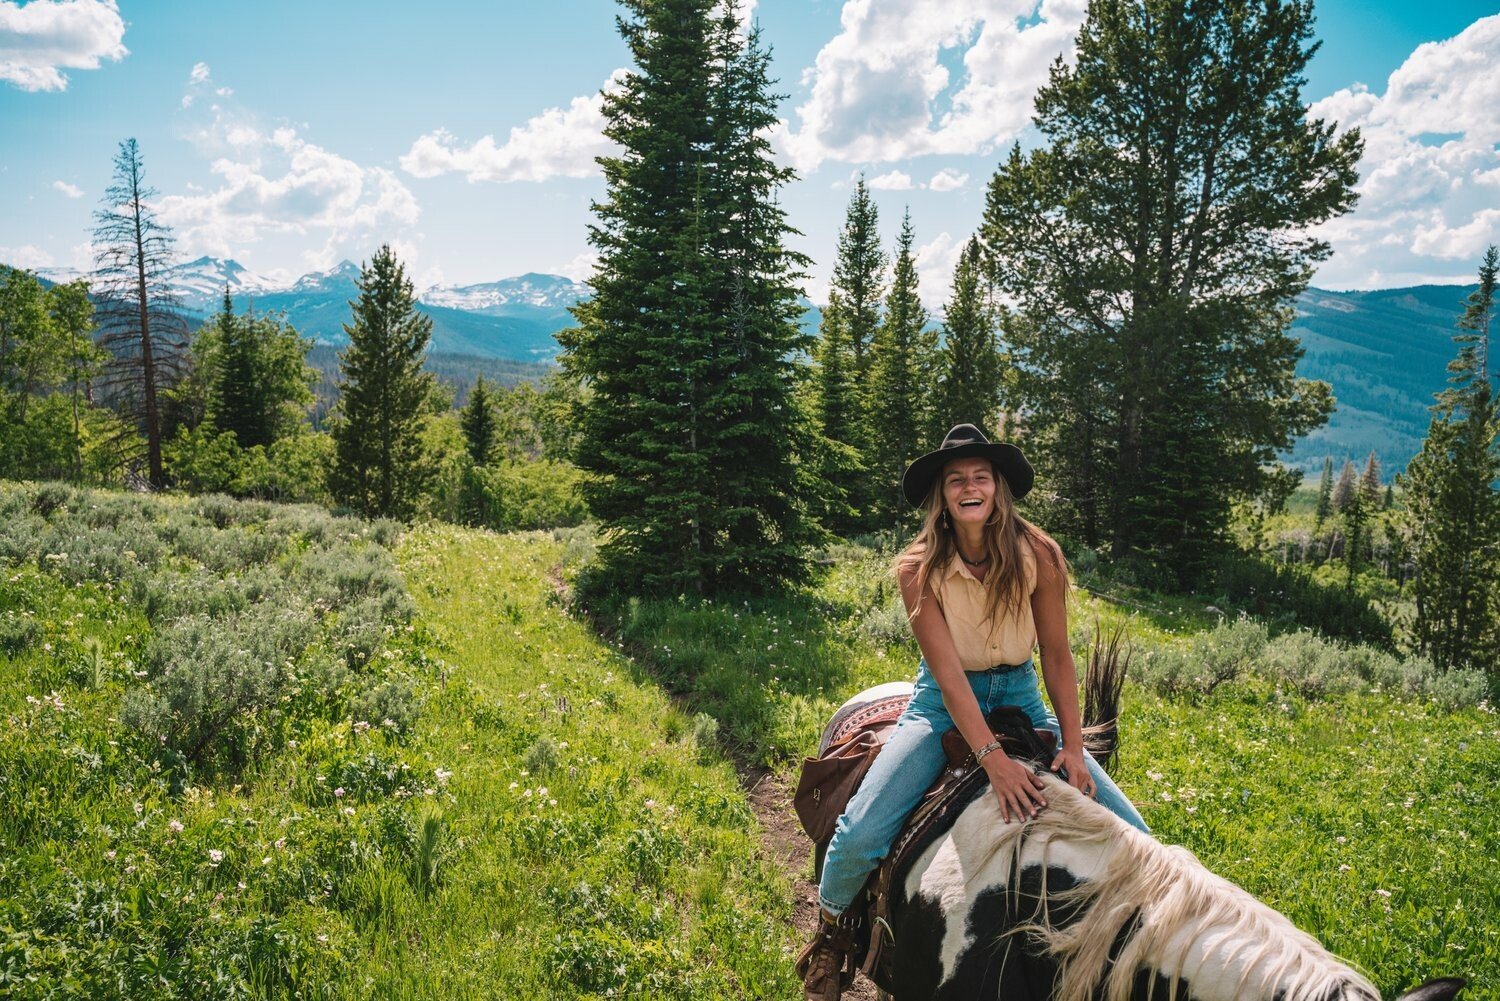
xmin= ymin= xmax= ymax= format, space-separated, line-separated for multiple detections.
xmin=601 ymin=546 xmax=1500 ymax=998
xmin=0 ymin=495 xmax=796 ymax=999
xmin=5 ymin=489 xmax=1494 ymax=998
xmin=385 ymin=523 xmax=795 ymax=998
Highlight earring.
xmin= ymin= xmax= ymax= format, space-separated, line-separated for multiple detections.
xmin=941 ymin=510 xmax=950 ymax=530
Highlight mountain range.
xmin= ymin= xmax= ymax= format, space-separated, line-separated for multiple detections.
xmin=25 ymin=255 xmax=1484 ymax=478
xmin=38 ymin=256 xmax=587 ymax=362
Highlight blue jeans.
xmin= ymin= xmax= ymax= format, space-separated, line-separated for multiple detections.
xmin=817 ymin=658 xmax=1151 ymax=915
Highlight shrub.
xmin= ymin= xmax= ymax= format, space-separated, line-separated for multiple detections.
xmin=1209 ymin=549 xmax=1392 ymax=648
xmin=1261 ymin=630 xmax=1363 ymax=699
xmin=1133 ymin=618 xmax=1268 ymax=697
xmin=123 ymin=606 xmax=318 ymax=770
xmin=458 ymin=459 xmax=590 ymax=532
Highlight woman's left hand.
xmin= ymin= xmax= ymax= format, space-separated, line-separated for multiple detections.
xmin=1050 ymin=745 xmax=1094 ymax=797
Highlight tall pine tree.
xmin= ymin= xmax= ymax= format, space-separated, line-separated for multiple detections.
xmin=1314 ymin=455 xmax=1334 ymax=529
xmin=833 ymin=176 xmax=886 ymax=388
xmin=92 ymin=139 xmax=190 ymax=487
xmin=866 ymin=210 xmax=932 ymax=528
xmin=461 ymin=375 xmax=497 ymax=465
xmin=558 ymin=0 xmax=819 ymax=596
xmin=328 ymin=246 xmax=435 ymax=519
xmin=934 ymin=236 xmax=1001 ymax=437
xmin=980 ymin=0 xmax=1357 ymax=582
xmin=1400 ymin=246 xmax=1500 ymax=672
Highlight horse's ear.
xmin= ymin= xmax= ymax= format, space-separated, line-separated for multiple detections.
xmin=1394 ymin=977 xmax=1467 ymax=1001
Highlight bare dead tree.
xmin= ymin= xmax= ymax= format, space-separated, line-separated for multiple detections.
xmin=1081 ymin=619 xmax=1131 ymax=774
xmin=92 ymin=138 xmax=188 ymax=488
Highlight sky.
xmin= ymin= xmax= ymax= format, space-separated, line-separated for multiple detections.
xmin=2 ymin=0 xmax=1499 ymax=308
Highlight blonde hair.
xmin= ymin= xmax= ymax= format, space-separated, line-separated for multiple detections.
xmin=892 ymin=460 xmax=1066 ymax=626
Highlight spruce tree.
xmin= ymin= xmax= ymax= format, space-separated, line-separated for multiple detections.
xmin=212 ymin=288 xmax=259 ymax=446
xmin=1359 ymin=450 xmax=1382 ymax=506
xmin=934 ymin=236 xmax=1001 ymax=438
xmin=1401 ymin=246 xmax=1500 ymax=672
xmin=558 ymin=0 xmax=819 ymax=596
xmin=833 ymin=176 xmax=886 ymax=386
xmin=1314 ymin=455 xmax=1334 ymax=529
xmin=808 ymin=293 xmax=866 ymax=535
xmin=461 ymin=376 xmax=496 ymax=465
xmin=1332 ymin=459 xmax=1356 ymax=512
xmin=1342 ymin=487 xmax=1368 ymax=590
xmin=202 ymin=291 xmax=314 ymax=451
xmin=980 ymin=0 xmax=1358 ymax=579
xmin=92 ymin=138 xmax=190 ymax=487
xmin=866 ymin=210 xmax=932 ymax=527
xmin=328 ymin=245 xmax=435 ymax=519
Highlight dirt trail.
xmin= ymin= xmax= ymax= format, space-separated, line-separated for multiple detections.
xmin=550 ymin=566 xmax=879 ymax=999
xmin=743 ymin=768 xmax=880 ymax=1001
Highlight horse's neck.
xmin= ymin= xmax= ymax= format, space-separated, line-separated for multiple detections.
xmin=903 ymin=789 xmax=1377 ymax=1001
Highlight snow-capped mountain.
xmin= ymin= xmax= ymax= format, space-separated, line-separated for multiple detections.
xmin=164 ymin=256 xmax=283 ymax=309
xmin=37 ymin=255 xmax=283 ymax=313
xmin=419 ymin=272 xmax=587 ymax=313
xmin=288 ymin=260 xmax=363 ymax=295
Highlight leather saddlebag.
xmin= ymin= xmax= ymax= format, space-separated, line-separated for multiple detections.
xmin=793 ymin=730 xmax=883 ymax=844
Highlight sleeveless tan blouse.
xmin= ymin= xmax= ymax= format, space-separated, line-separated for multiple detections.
xmin=931 ymin=539 xmax=1038 ymax=670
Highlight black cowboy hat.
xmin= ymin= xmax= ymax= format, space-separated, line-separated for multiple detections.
xmin=901 ymin=423 xmax=1034 ymax=507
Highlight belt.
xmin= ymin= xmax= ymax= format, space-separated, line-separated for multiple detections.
xmin=978 ymin=659 xmax=1031 ymax=675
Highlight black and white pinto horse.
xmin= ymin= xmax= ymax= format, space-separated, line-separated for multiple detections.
xmin=828 ymin=684 xmax=1467 ymax=1001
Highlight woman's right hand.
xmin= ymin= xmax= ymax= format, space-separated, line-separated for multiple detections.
xmin=981 ymin=750 xmax=1048 ymax=823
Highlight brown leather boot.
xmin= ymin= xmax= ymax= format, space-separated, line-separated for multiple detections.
xmin=795 ymin=914 xmax=855 ymax=1001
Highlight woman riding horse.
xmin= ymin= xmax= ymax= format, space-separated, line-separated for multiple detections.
xmin=798 ymin=424 xmax=1151 ymax=1000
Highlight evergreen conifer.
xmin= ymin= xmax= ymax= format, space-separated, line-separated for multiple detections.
xmin=461 ymin=376 xmax=497 ymax=466
xmin=328 ymin=246 xmax=435 ymax=519
xmin=933 ymin=236 xmax=1001 ymax=439
xmin=980 ymin=0 xmax=1358 ymax=582
xmin=558 ymin=0 xmax=819 ymax=596
xmin=1332 ymin=460 xmax=1356 ymax=512
xmin=92 ymin=139 xmax=190 ymax=487
xmin=1400 ymin=246 xmax=1500 ymax=672
xmin=866 ymin=210 xmax=933 ymax=527
xmin=1359 ymin=450 xmax=1382 ymax=506
xmin=1314 ymin=455 xmax=1334 ymax=528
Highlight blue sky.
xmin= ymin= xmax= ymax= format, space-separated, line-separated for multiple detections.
xmin=3 ymin=0 xmax=1499 ymax=305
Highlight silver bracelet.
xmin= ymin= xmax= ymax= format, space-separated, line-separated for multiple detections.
xmin=973 ymin=739 xmax=1004 ymax=762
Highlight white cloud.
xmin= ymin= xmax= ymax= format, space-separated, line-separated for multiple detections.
xmin=189 ymin=61 xmax=209 ymax=84
xmin=914 ymin=231 xmax=964 ymax=309
xmin=558 ymin=249 xmax=599 ymax=283
xmin=0 ymin=0 xmax=126 ymax=92
xmin=869 ymin=169 xmax=913 ymax=190
xmin=0 ymin=244 xmax=54 ymax=269
xmin=780 ymin=0 xmax=1086 ymax=171
xmin=1309 ymin=15 xmax=1500 ymax=288
xmin=52 ymin=179 xmax=82 ymax=198
xmin=928 ymin=167 xmax=969 ymax=192
xmin=157 ymin=122 xmax=421 ymax=265
xmin=401 ymin=71 xmax=626 ymax=183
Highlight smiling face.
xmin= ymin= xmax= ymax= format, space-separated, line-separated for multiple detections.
xmin=941 ymin=456 xmax=998 ymax=528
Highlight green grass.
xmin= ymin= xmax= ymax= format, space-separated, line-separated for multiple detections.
xmin=0 ymin=489 xmax=797 ymax=999
xmin=4 ymin=484 xmax=1494 ymax=998
xmin=595 ymin=539 xmax=1499 ymax=998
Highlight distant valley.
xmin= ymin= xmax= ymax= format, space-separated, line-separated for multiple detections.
xmin=25 ymin=255 xmax=1481 ymax=478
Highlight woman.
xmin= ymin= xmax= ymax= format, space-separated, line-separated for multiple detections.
xmin=797 ymin=424 xmax=1150 ymax=1001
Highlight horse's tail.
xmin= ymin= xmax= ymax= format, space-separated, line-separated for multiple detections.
xmin=1081 ymin=619 xmax=1129 ymax=773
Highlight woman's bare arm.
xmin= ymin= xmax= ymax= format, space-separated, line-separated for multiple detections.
xmin=900 ymin=566 xmax=1047 ymax=821
xmin=1029 ymin=535 xmax=1093 ymax=794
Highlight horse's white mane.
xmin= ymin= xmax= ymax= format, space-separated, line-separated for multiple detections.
xmin=953 ymin=775 xmax=1382 ymax=1001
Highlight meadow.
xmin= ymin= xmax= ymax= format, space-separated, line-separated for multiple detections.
xmin=1 ymin=483 xmax=1495 ymax=998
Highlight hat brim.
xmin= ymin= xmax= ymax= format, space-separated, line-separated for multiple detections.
xmin=902 ymin=441 xmax=1034 ymax=507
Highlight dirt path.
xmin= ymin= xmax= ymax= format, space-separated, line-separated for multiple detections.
xmin=744 ymin=768 xmax=881 ymax=1001
xmin=550 ymin=565 xmax=879 ymax=999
